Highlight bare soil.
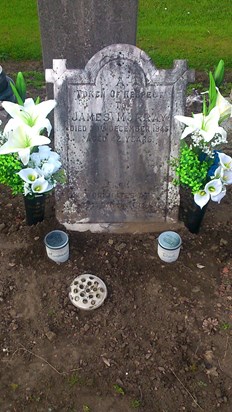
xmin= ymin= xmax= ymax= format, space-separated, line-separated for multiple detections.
xmin=0 ymin=61 xmax=232 ymax=412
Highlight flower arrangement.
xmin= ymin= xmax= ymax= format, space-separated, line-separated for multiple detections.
xmin=172 ymin=60 xmax=232 ymax=209
xmin=0 ymin=71 xmax=65 ymax=198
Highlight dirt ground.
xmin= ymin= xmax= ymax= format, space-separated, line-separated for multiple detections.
xmin=0 ymin=62 xmax=232 ymax=412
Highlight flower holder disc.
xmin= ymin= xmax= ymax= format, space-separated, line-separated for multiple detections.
xmin=24 ymin=194 xmax=45 ymax=226
xmin=69 ymin=274 xmax=107 ymax=310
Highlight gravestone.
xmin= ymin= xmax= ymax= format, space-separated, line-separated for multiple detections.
xmin=46 ymin=44 xmax=194 ymax=232
xmin=37 ymin=0 xmax=138 ymax=70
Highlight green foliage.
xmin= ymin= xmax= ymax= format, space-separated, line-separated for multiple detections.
xmin=0 ymin=153 xmax=23 ymax=195
xmin=10 ymin=71 xmax=27 ymax=105
xmin=131 ymin=399 xmax=141 ymax=408
xmin=220 ymin=322 xmax=231 ymax=330
xmin=213 ymin=59 xmax=225 ymax=87
xmin=23 ymin=71 xmax=45 ymax=91
xmin=67 ymin=373 xmax=85 ymax=387
xmin=113 ymin=384 xmax=125 ymax=395
xmin=171 ymin=144 xmax=211 ymax=194
xmin=10 ymin=81 xmax=24 ymax=105
xmin=53 ymin=169 xmax=67 ymax=185
xmin=208 ymin=72 xmax=217 ymax=113
xmin=208 ymin=60 xmax=225 ymax=113
xmin=11 ymin=71 xmax=42 ymax=103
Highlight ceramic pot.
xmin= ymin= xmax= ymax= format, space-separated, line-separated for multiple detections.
xmin=24 ymin=194 xmax=45 ymax=225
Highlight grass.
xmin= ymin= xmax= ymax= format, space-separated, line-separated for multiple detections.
xmin=23 ymin=71 xmax=45 ymax=89
xmin=0 ymin=0 xmax=41 ymax=60
xmin=67 ymin=374 xmax=83 ymax=387
xmin=113 ymin=384 xmax=125 ymax=395
xmin=137 ymin=0 xmax=232 ymax=69
xmin=0 ymin=0 xmax=231 ymax=70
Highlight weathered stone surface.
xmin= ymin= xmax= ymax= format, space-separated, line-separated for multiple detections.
xmin=46 ymin=44 xmax=194 ymax=232
xmin=37 ymin=0 xmax=138 ymax=70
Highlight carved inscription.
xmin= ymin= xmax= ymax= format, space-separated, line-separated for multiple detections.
xmin=64 ymin=56 xmax=173 ymax=221
xmin=66 ymin=85 xmax=171 ymax=141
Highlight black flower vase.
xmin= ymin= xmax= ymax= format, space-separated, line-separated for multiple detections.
xmin=179 ymin=187 xmax=208 ymax=234
xmin=24 ymin=194 xmax=45 ymax=225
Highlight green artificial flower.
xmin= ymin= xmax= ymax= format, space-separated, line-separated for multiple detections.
xmin=171 ymin=144 xmax=211 ymax=194
xmin=0 ymin=153 xmax=24 ymax=195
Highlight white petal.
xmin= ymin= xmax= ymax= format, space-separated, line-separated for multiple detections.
xmin=216 ymin=90 xmax=232 ymax=119
xmin=48 ymin=151 xmax=60 ymax=161
xmin=31 ymin=135 xmax=51 ymax=147
xmin=32 ymin=177 xmax=49 ymax=193
xmin=32 ymin=99 xmax=57 ymax=119
xmin=221 ymin=169 xmax=232 ymax=184
xmin=213 ymin=166 xmax=223 ymax=179
xmin=41 ymin=162 xmax=56 ymax=176
xmin=1 ymin=101 xmax=23 ymax=119
xmin=217 ymin=126 xmax=227 ymax=141
xmin=205 ymin=179 xmax=223 ymax=196
xmin=18 ymin=148 xmax=30 ymax=165
xmin=211 ymin=187 xmax=226 ymax=203
xmin=3 ymin=118 xmax=22 ymax=134
xmin=18 ymin=168 xmax=39 ymax=183
xmin=200 ymin=129 xmax=215 ymax=142
xmin=205 ymin=106 xmax=220 ymax=127
xmin=24 ymin=183 xmax=31 ymax=196
xmin=218 ymin=152 xmax=232 ymax=169
xmin=38 ymin=145 xmax=51 ymax=154
xmin=194 ymin=192 xmax=210 ymax=208
xmin=29 ymin=152 xmax=41 ymax=166
xmin=0 ymin=141 xmax=19 ymax=155
xmin=30 ymin=118 xmax=52 ymax=136
xmin=181 ymin=126 xmax=196 ymax=139
xmin=175 ymin=113 xmax=203 ymax=128
xmin=23 ymin=98 xmax=35 ymax=109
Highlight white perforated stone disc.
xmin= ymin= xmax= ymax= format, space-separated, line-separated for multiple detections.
xmin=69 ymin=274 xmax=107 ymax=310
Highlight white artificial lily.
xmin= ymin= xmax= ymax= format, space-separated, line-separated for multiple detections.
xmin=211 ymin=165 xmax=232 ymax=185
xmin=219 ymin=169 xmax=232 ymax=184
xmin=213 ymin=166 xmax=223 ymax=179
xmin=2 ymin=98 xmax=56 ymax=136
xmin=0 ymin=125 xmax=50 ymax=165
xmin=175 ymin=106 xmax=227 ymax=142
xmin=215 ymin=89 xmax=232 ymax=122
xmin=194 ymin=190 xmax=210 ymax=209
xmin=194 ymin=178 xmax=223 ymax=208
xmin=205 ymin=178 xmax=223 ymax=196
xmin=17 ymin=168 xmax=40 ymax=183
xmin=31 ymin=177 xmax=50 ymax=194
xmin=211 ymin=187 xmax=226 ymax=203
xmin=218 ymin=152 xmax=232 ymax=170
